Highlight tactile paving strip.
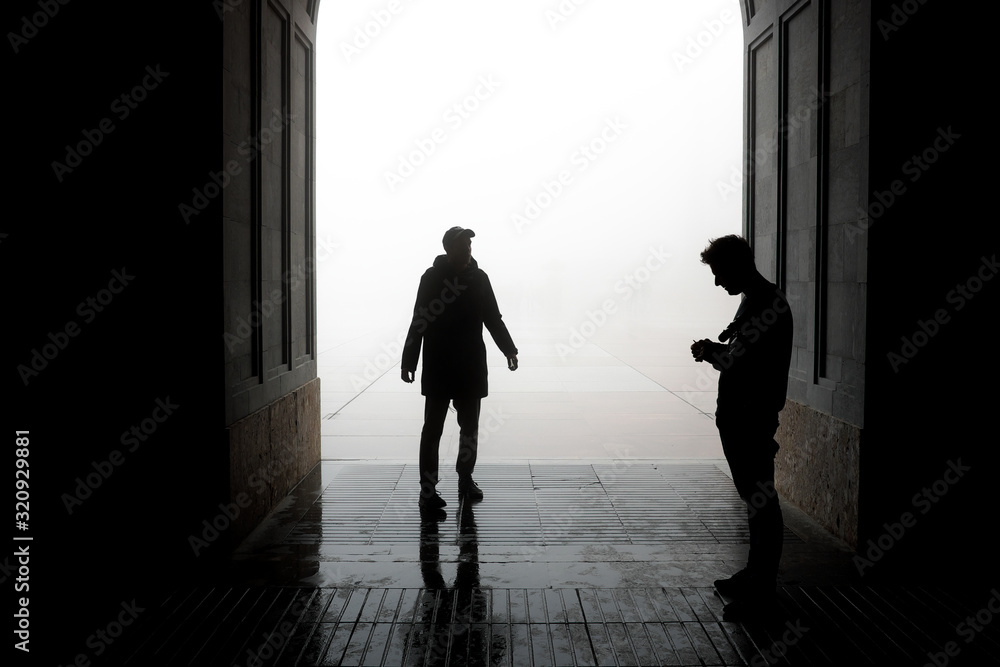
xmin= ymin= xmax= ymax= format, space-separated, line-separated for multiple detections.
xmin=284 ymin=463 xmax=800 ymax=546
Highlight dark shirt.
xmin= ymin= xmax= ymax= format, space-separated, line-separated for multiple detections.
xmin=708 ymin=278 xmax=793 ymax=423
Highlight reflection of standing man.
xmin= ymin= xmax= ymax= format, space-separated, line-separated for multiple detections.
xmin=402 ymin=227 xmax=518 ymax=509
xmin=415 ymin=501 xmax=485 ymax=664
xmin=690 ymin=235 xmax=792 ymax=619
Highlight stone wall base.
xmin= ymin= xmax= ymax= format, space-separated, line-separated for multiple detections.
xmin=775 ymin=399 xmax=860 ymax=548
xmin=225 ymin=377 xmax=321 ymax=545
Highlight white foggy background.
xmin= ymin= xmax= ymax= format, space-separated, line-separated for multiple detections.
xmin=315 ymin=0 xmax=744 ymax=345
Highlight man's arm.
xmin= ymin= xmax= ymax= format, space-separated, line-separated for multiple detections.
xmin=480 ymin=273 xmax=518 ymax=368
xmin=401 ymin=273 xmax=431 ymax=382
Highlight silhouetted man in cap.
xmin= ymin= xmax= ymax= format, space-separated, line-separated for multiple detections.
xmin=691 ymin=234 xmax=793 ymax=619
xmin=402 ymin=227 xmax=518 ymax=510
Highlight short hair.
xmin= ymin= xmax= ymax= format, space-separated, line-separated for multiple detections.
xmin=700 ymin=235 xmax=754 ymax=269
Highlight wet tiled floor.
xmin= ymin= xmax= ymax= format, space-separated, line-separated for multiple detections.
xmin=121 ymin=461 xmax=1000 ymax=666
xmin=125 ymin=583 xmax=1000 ymax=666
xmin=119 ymin=319 xmax=1000 ymax=664
xmin=277 ymin=463 xmax=799 ymax=547
xmin=223 ymin=462 xmax=812 ymax=591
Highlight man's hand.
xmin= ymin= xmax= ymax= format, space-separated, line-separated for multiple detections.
xmin=401 ymin=369 xmax=415 ymax=383
xmin=507 ymin=355 xmax=518 ymax=371
xmin=691 ymin=339 xmax=714 ymax=362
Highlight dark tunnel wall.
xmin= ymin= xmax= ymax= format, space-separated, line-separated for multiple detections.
xmin=862 ymin=0 xmax=997 ymax=585
xmin=8 ymin=2 xmax=226 ymax=661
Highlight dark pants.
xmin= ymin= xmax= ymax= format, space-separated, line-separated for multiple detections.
xmin=419 ymin=397 xmax=481 ymax=497
xmin=717 ymin=415 xmax=783 ymax=584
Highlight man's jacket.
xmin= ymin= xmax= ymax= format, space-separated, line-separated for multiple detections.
xmin=707 ymin=280 xmax=793 ymax=425
xmin=402 ymin=255 xmax=517 ymax=399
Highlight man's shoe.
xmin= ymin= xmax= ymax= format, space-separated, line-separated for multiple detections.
xmin=715 ymin=569 xmax=777 ymax=599
xmin=458 ymin=477 xmax=484 ymax=500
xmin=714 ymin=568 xmax=753 ymax=598
xmin=419 ymin=492 xmax=447 ymax=509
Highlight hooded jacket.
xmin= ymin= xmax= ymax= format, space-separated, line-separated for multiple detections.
xmin=402 ymin=255 xmax=518 ymax=399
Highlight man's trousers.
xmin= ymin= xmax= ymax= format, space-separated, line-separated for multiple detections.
xmin=717 ymin=414 xmax=783 ymax=584
xmin=419 ymin=397 xmax=481 ymax=497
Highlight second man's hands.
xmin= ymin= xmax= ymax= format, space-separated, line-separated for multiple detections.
xmin=691 ymin=339 xmax=714 ymax=362
xmin=507 ymin=355 xmax=518 ymax=371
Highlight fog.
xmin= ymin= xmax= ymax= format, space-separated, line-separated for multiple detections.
xmin=315 ymin=0 xmax=744 ymax=341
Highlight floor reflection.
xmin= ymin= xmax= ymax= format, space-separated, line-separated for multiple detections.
xmin=411 ymin=499 xmax=493 ymax=665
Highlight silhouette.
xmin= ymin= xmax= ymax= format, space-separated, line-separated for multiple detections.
xmin=402 ymin=227 xmax=519 ymax=509
xmin=412 ymin=500 xmax=488 ymax=665
xmin=691 ymin=235 xmax=793 ymax=621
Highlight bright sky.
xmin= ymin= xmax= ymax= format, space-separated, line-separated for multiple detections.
xmin=315 ymin=0 xmax=745 ymax=338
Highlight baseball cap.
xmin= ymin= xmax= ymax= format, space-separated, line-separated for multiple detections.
xmin=442 ymin=226 xmax=475 ymax=248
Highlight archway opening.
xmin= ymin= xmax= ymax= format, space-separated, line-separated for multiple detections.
xmin=314 ymin=0 xmax=745 ymax=462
